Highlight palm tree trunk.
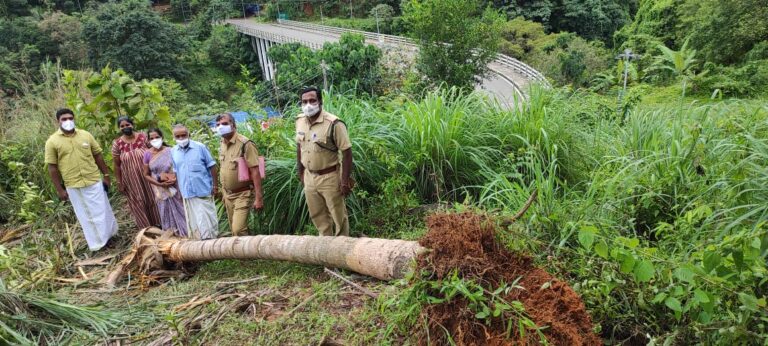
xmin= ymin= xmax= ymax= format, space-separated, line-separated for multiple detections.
xmin=106 ymin=228 xmax=426 ymax=287
xmin=165 ymin=234 xmax=425 ymax=280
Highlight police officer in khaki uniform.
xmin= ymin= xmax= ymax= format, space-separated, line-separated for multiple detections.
xmin=216 ymin=113 xmax=264 ymax=236
xmin=296 ymin=87 xmax=353 ymax=236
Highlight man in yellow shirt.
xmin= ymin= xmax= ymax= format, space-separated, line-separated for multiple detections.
xmin=295 ymin=87 xmax=353 ymax=236
xmin=45 ymin=108 xmax=117 ymax=251
xmin=216 ymin=113 xmax=264 ymax=236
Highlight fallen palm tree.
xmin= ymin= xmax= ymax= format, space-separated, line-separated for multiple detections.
xmin=105 ymin=228 xmax=426 ymax=287
xmin=104 ymin=192 xmax=601 ymax=344
xmin=106 ymin=191 xmax=538 ymax=288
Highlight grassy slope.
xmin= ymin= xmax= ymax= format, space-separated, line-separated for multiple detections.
xmin=3 ymin=83 xmax=767 ymax=344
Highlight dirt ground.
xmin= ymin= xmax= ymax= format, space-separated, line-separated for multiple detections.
xmin=417 ymin=212 xmax=601 ymax=345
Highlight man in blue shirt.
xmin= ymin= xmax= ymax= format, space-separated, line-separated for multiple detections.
xmin=171 ymin=124 xmax=219 ymax=239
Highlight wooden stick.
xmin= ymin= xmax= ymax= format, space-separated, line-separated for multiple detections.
xmin=65 ymin=223 xmax=90 ymax=280
xmin=324 ymin=268 xmax=378 ymax=298
xmin=500 ymin=189 xmax=538 ymax=228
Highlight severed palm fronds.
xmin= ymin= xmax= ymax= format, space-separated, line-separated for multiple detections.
xmin=0 ymin=280 xmax=133 ymax=345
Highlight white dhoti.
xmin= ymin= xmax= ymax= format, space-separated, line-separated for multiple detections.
xmin=182 ymin=196 xmax=218 ymax=240
xmin=67 ymin=182 xmax=118 ymax=251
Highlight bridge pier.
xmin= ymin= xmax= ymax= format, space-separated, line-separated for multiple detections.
xmin=251 ymin=37 xmax=276 ymax=81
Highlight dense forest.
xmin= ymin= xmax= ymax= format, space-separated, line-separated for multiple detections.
xmin=1 ymin=0 xmax=767 ymax=344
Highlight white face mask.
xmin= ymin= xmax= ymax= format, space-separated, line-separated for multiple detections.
xmin=150 ymin=138 xmax=163 ymax=149
xmin=217 ymin=125 xmax=233 ymax=136
xmin=176 ymin=138 xmax=190 ymax=148
xmin=302 ymin=104 xmax=320 ymax=117
xmin=60 ymin=120 xmax=75 ymax=131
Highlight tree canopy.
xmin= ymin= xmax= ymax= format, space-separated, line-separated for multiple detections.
xmin=82 ymin=0 xmax=188 ymax=80
xmin=403 ymin=0 xmax=504 ymax=90
xmin=483 ymin=0 xmax=636 ymax=43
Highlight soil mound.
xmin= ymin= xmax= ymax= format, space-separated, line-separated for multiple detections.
xmin=417 ymin=212 xmax=600 ymax=345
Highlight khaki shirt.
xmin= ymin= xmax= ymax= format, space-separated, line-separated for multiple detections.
xmin=295 ymin=110 xmax=352 ymax=172
xmin=44 ymin=129 xmax=103 ymax=188
xmin=219 ymin=133 xmax=259 ymax=191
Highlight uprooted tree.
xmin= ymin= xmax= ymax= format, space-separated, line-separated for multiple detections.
xmin=106 ymin=191 xmax=538 ymax=287
xmin=105 ymin=228 xmax=426 ymax=287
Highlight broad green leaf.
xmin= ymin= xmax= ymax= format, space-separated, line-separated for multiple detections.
xmin=702 ymin=252 xmax=721 ymax=273
xmin=700 ymin=292 xmax=715 ymax=314
xmin=697 ymin=311 xmax=711 ymax=324
xmin=594 ymin=240 xmax=609 ymax=259
xmin=111 ymin=83 xmax=126 ymax=100
xmin=674 ymin=267 xmax=695 ymax=283
xmin=732 ymin=250 xmax=744 ymax=269
xmin=665 ymin=297 xmax=682 ymax=312
xmin=155 ymin=108 xmax=171 ymax=124
xmin=578 ymin=227 xmax=595 ymax=251
xmin=620 ymin=254 xmax=635 ymax=274
xmin=693 ymin=289 xmax=710 ymax=303
xmin=148 ymin=91 xmax=163 ymax=103
xmin=633 ymin=260 xmax=654 ymax=282
xmin=739 ymin=293 xmax=759 ymax=312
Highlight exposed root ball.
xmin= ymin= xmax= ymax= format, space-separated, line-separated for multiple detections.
xmin=417 ymin=212 xmax=600 ymax=345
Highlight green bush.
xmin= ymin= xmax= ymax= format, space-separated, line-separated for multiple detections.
xmin=692 ymin=60 xmax=768 ymax=98
xmin=528 ymin=33 xmax=612 ymax=87
xmin=498 ymin=17 xmax=548 ymax=59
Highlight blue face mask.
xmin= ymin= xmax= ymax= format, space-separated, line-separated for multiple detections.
xmin=217 ymin=125 xmax=233 ymax=136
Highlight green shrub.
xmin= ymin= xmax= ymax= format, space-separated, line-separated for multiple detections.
xmin=528 ymin=33 xmax=612 ymax=87
xmin=693 ymin=60 xmax=768 ymax=98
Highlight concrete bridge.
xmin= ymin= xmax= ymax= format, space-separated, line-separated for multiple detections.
xmin=226 ymin=18 xmax=549 ymax=107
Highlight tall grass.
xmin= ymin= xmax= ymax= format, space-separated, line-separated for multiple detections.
xmin=393 ymin=88 xmax=511 ymax=201
xmin=0 ymin=62 xmax=76 ymax=225
xmin=484 ymin=93 xmax=768 ymax=343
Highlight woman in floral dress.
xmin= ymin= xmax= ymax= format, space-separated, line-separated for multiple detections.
xmin=111 ymin=117 xmax=160 ymax=228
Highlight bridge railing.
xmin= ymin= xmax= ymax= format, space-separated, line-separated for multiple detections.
xmin=493 ymin=54 xmax=550 ymax=87
xmin=276 ymin=19 xmax=548 ymax=87
xmin=276 ymin=19 xmax=414 ymax=46
xmin=230 ymin=23 xmax=324 ymax=50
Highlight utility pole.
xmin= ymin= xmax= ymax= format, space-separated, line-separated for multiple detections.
xmin=320 ymin=60 xmax=329 ymax=91
xmin=272 ymin=63 xmax=282 ymax=111
xmin=241 ymin=0 xmax=246 ymax=18
xmin=375 ymin=11 xmax=381 ymax=41
xmin=349 ymin=0 xmax=353 ymax=18
xmin=616 ymin=48 xmax=641 ymax=115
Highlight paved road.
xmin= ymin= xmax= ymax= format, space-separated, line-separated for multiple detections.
xmin=228 ymin=19 xmax=529 ymax=107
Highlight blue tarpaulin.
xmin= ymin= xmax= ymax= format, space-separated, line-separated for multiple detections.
xmin=205 ymin=107 xmax=281 ymax=128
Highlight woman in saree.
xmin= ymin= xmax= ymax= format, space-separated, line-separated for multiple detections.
xmin=142 ymin=128 xmax=188 ymax=236
xmin=112 ymin=117 xmax=161 ymax=229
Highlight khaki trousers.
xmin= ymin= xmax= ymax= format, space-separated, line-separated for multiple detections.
xmin=223 ymin=189 xmax=252 ymax=236
xmin=303 ymin=170 xmax=349 ymax=236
